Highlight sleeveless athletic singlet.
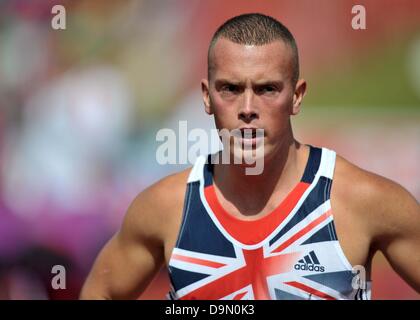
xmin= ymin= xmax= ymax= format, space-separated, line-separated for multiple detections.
xmin=167 ymin=145 xmax=371 ymax=300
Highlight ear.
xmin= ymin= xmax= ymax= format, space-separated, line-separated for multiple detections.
xmin=292 ymin=79 xmax=307 ymax=115
xmin=201 ymin=78 xmax=213 ymax=115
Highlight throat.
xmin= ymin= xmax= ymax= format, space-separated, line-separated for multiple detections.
xmin=211 ymin=142 xmax=309 ymax=218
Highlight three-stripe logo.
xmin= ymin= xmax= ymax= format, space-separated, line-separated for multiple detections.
xmin=294 ymin=251 xmax=325 ymax=272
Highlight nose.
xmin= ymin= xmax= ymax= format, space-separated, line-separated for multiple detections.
xmin=238 ymin=89 xmax=258 ymax=122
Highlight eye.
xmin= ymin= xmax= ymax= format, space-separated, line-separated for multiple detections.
xmin=257 ymin=85 xmax=277 ymax=95
xmin=221 ymin=84 xmax=239 ymax=93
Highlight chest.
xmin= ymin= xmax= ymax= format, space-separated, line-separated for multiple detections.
xmin=164 ymin=186 xmax=373 ymax=278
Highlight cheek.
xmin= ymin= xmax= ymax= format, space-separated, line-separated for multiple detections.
xmin=260 ymin=95 xmax=293 ymax=118
xmin=260 ymin=96 xmax=293 ymax=135
xmin=210 ymin=95 xmax=237 ymax=120
xmin=213 ymin=112 xmax=232 ymax=131
xmin=211 ymin=92 xmax=235 ymax=109
xmin=210 ymin=102 xmax=230 ymax=129
xmin=260 ymin=99 xmax=292 ymax=122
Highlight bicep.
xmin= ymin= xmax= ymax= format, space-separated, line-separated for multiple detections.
xmin=80 ymin=231 xmax=163 ymax=300
xmin=80 ymin=193 xmax=165 ymax=299
xmin=374 ymin=184 xmax=420 ymax=292
xmin=382 ymin=230 xmax=420 ymax=293
xmin=80 ymin=171 xmax=186 ymax=300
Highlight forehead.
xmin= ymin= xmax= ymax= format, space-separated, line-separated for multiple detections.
xmin=210 ymin=38 xmax=293 ymax=81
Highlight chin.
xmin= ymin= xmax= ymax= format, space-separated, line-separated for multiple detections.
xmin=230 ymin=143 xmax=266 ymax=166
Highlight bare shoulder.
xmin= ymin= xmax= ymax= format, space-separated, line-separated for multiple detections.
xmin=80 ymin=168 xmax=191 ymax=299
xmin=333 ymin=154 xmax=420 ymax=245
xmin=334 ymin=154 xmax=418 ymax=211
xmin=120 ymin=168 xmax=191 ymax=244
xmin=333 ymin=154 xmax=407 ymax=204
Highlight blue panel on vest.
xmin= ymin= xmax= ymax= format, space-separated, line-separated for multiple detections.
xmin=169 ymin=265 xmax=209 ymax=290
xmin=274 ymin=288 xmax=305 ymax=300
xmin=301 ymin=145 xmax=322 ymax=184
xmin=177 ymin=182 xmax=237 ymax=258
xmin=304 ymin=271 xmax=354 ymax=295
xmin=301 ymin=221 xmax=337 ymax=245
xmin=269 ymin=177 xmax=332 ymax=246
xmin=203 ymin=157 xmax=213 ymax=187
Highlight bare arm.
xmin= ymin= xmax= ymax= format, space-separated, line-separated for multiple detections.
xmin=79 ymin=189 xmax=165 ymax=299
xmin=334 ymin=155 xmax=420 ymax=292
xmin=79 ymin=170 xmax=188 ymax=299
xmin=369 ymin=176 xmax=420 ymax=292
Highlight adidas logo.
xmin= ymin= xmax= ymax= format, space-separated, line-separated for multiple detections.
xmin=294 ymin=251 xmax=325 ymax=272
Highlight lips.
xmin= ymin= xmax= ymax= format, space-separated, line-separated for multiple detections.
xmin=240 ymin=128 xmax=255 ymax=138
xmin=238 ymin=127 xmax=264 ymax=139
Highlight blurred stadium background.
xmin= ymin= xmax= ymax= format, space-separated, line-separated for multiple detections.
xmin=0 ymin=0 xmax=418 ymax=299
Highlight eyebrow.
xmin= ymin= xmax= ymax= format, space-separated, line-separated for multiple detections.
xmin=214 ymin=79 xmax=243 ymax=87
xmin=253 ymin=80 xmax=284 ymax=87
xmin=214 ymin=79 xmax=284 ymax=87
xmin=214 ymin=79 xmax=284 ymax=90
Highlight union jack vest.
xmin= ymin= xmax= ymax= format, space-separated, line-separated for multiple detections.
xmin=167 ymin=145 xmax=371 ymax=300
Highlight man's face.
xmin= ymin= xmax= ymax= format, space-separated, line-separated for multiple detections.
xmin=202 ymin=38 xmax=306 ymax=163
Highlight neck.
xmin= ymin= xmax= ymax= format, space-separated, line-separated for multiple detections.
xmin=213 ymin=135 xmax=308 ymax=215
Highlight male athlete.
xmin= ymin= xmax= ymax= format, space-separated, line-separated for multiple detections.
xmin=80 ymin=14 xmax=420 ymax=300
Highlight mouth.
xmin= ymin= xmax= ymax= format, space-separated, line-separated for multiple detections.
xmin=234 ymin=127 xmax=265 ymax=147
xmin=238 ymin=127 xmax=264 ymax=138
xmin=240 ymin=128 xmax=256 ymax=139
